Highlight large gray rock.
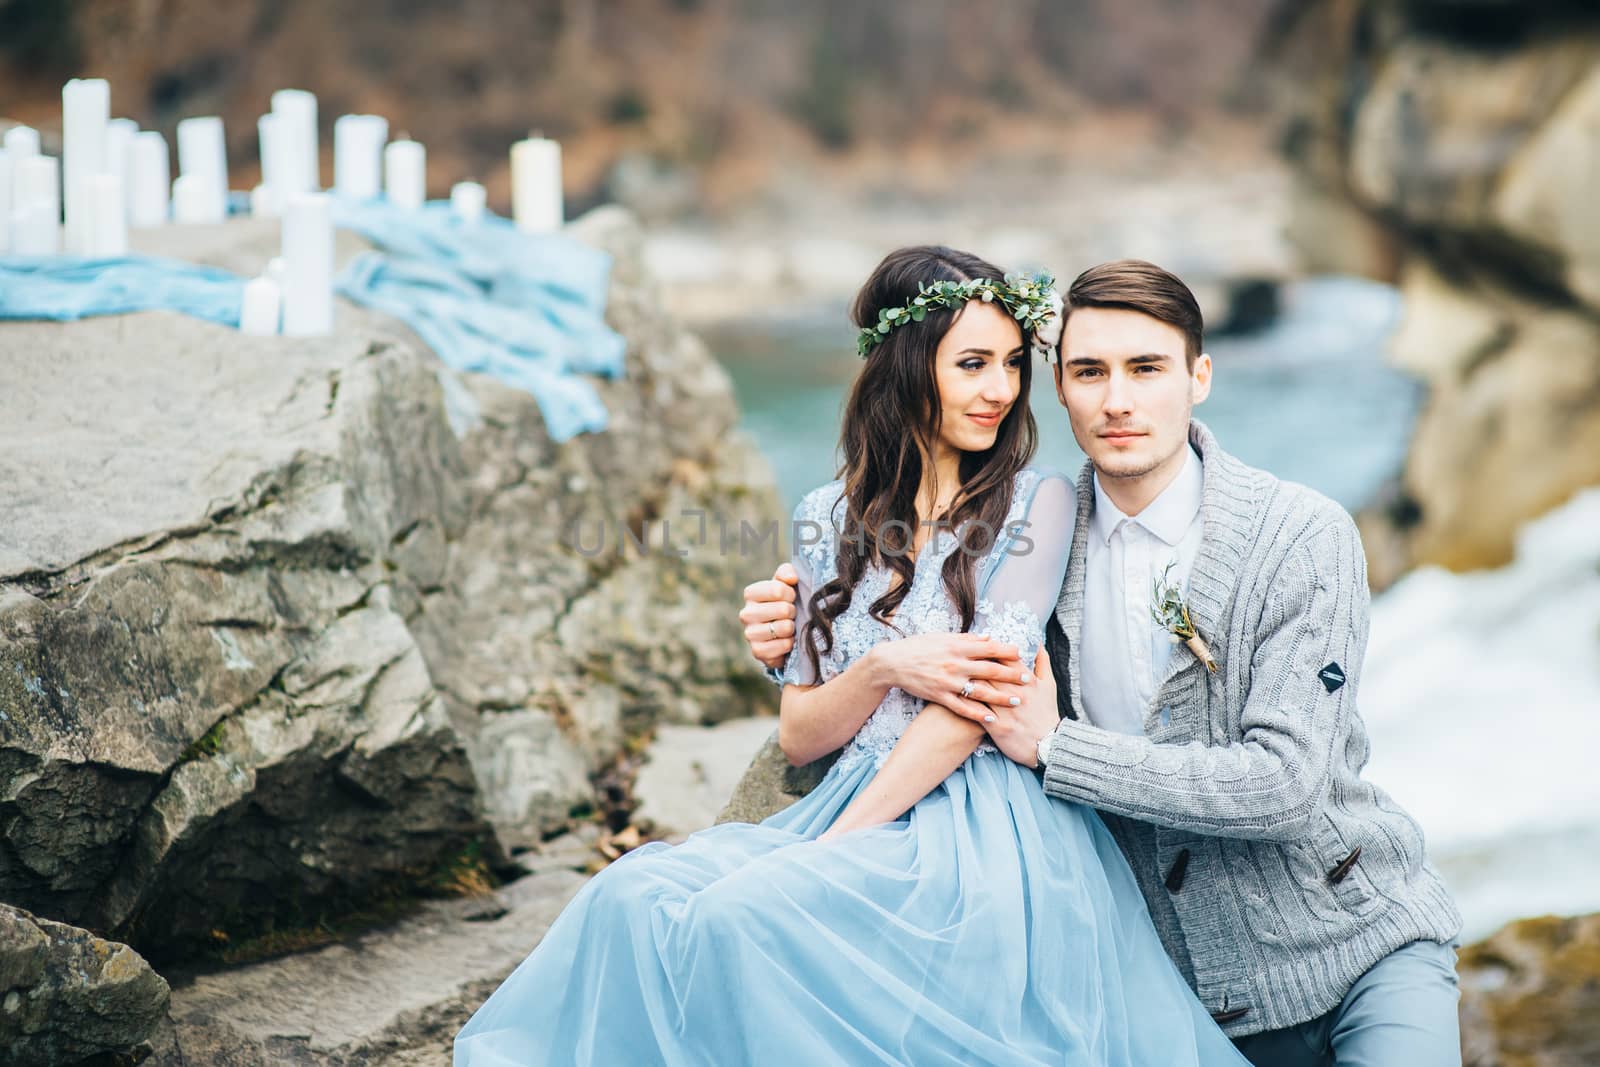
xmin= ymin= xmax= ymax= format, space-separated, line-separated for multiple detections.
xmin=0 ymin=902 xmax=170 ymax=1066
xmin=0 ymin=305 xmax=486 ymax=960
xmin=0 ymin=207 xmax=780 ymax=960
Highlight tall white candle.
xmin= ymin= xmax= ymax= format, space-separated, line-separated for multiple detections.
xmin=333 ymin=114 xmax=386 ymax=200
xmin=511 ymin=136 xmax=563 ymax=234
xmin=271 ymin=89 xmax=319 ymax=193
xmin=281 ymin=192 xmax=333 ymax=336
xmin=62 ymin=78 xmax=110 ymax=254
xmin=127 ymin=131 xmax=170 ymax=227
xmin=171 ymin=173 xmax=215 ymax=224
xmin=0 ymin=150 xmax=11 ymax=254
xmin=239 ymin=275 xmax=283 ymax=335
xmin=383 ymin=138 xmax=425 ymax=210
xmin=3 ymin=125 xmax=40 ymax=158
xmin=451 ymin=180 xmax=486 ymax=223
xmin=84 ymin=173 xmax=127 ymax=256
xmin=177 ymin=116 xmax=229 ymax=222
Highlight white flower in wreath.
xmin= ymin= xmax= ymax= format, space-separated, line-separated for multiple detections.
xmin=1031 ymin=288 xmax=1065 ymax=363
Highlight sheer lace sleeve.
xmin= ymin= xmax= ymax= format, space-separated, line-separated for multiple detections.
xmin=971 ymin=470 xmax=1077 ymax=660
xmin=776 ymin=483 xmax=841 ymax=687
xmin=779 ymin=539 xmax=820 ymax=687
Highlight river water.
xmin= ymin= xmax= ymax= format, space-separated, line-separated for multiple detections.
xmin=705 ymin=274 xmax=1600 ymax=940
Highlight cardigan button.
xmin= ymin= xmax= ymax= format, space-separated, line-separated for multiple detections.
xmin=1164 ymin=848 xmax=1191 ymax=893
xmin=1327 ymin=846 xmax=1362 ymax=884
xmin=1211 ymin=1007 xmax=1250 ymax=1024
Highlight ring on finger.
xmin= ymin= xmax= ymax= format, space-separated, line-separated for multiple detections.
xmin=959 ymin=678 xmax=975 ymax=700
xmin=767 ymin=622 xmax=779 ymax=640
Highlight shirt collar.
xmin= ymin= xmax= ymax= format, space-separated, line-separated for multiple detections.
xmin=1090 ymin=443 xmax=1203 ymax=547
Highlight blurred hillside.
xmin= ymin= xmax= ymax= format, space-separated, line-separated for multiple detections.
xmin=0 ymin=0 xmax=1287 ymax=220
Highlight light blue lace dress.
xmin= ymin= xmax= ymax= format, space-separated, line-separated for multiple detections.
xmin=455 ymin=468 xmax=1248 ymax=1066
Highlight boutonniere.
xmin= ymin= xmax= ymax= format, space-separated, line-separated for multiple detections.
xmin=1151 ymin=561 xmax=1218 ymax=673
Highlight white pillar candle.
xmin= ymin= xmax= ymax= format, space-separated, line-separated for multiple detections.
xmin=3 ymin=124 xmax=40 ymax=158
xmin=333 ymin=114 xmax=386 ymax=200
xmin=511 ymin=136 xmax=563 ymax=234
xmin=271 ymin=89 xmax=319 ymax=194
xmin=9 ymin=203 xmax=58 ymax=255
xmin=171 ymin=173 xmax=215 ymax=224
xmin=62 ymin=78 xmax=110 ymax=254
xmin=250 ymin=183 xmax=275 ymax=217
xmin=0 ymin=150 xmax=11 ymax=254
xmin=450 ymin=180 xmax=486 ymax=223
xmin=127 ymin=131 xmax=169 ymax=227
xmin=107 ymin=117 xmax=137 ymax=209
xmin=13 ymin=153 xmax=59 ymax=224
xmin=239 ymin=275 xmax=283 ymax=335
xmin=281 ymin=192 xmax=333 ymax=336
xmin=383 ymin=138 xmax=425 ymax=210
xmin=84 ymin=173 xmax=127 ymax=256
xmin=11 ymin=153 xmax=60 ymax=254
xmin=256 ymin=111 xmax=289 ymax=215
xmin=176 ymin=116 xmax=229 ymax=222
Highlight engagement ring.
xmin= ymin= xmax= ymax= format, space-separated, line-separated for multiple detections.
xmin=959 ymin=679 xmax=975 ymax=699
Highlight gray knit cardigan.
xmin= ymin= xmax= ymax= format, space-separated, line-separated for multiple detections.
xmin=1041 ymin=421 xmax=1461 ymax=1037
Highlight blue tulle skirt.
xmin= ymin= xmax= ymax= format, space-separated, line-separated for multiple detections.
xmin=455 ymin=752 xmax=1248 ymax=1066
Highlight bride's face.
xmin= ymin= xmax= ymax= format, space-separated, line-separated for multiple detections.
xmin=930 ymin=299 xmax=1026 ymax=455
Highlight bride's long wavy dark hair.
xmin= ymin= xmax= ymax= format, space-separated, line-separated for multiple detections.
xmin=799 ymin=245 xmax=1039 ymax=681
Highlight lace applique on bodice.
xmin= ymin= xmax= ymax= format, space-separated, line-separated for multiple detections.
xmin=786 ymin=469 xmax=1053 ymax=770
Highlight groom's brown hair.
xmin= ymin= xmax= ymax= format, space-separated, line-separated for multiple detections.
xmin=1061 ymin=259 xmax=1204 ymax=368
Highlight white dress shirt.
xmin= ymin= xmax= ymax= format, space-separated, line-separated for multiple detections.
xmin=1077 ymin=444 xmax=1205 ymax=736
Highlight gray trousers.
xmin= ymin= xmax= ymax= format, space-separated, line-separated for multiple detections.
xmin=1231 ymin=940 xmax=1462 ymax=1067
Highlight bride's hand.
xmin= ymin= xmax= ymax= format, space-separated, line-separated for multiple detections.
xmin=972 ymin=647 xmax=1061 ymax=767
xmin=869 ymin=633 xmax=1027 ymax=722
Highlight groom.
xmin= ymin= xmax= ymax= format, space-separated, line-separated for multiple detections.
xmin=739 ymin=260 xmax=1463 ymax=1066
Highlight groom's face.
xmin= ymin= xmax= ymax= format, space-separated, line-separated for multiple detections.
xmin=1055 ymin=306 xmax=1212 ymax=482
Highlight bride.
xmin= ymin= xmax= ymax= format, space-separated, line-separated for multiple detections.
xmin=454 ymin=245 xmax=1248 ymax=1065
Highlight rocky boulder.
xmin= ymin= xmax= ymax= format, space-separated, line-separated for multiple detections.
xmin=0 ymin=902 xmax=169 ymax=1066
xmin=1275 ymin=2 xmax=1600 ymax=584
xmin=1459 ymin=912 xmax=1600 ymax=1067
xmin=0 ymin=207 xmax=779 ymax=962
xmin=716 ymin=736 xmax=836 ymax=826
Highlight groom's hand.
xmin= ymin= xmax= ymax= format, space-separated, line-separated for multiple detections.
xmin=971 ymin=647 xmax=1060 ymax=768
xmin=741 ymin=563 xmax=798 ymax=670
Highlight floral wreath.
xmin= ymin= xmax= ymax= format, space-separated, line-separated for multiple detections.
xmin=857 ymin=272 xmax=1065 ymax=363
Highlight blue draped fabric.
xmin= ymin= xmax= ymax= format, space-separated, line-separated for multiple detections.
xmin=331 ymin=199 xmax=626 ymax=441
xmin=0 ymin=256 xmax=244 ymax=326
xmin=0 ymin=197 xmax=624 ymax=442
